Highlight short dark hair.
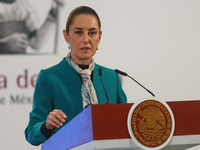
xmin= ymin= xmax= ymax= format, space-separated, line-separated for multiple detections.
xmin=65 ymin=6 xmax=101 ymax=34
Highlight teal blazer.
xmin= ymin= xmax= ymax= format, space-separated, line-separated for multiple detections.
xmin=25 ymin=58 xmax=127 ymax=146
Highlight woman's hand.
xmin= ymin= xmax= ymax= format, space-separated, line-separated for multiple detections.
xmin=46 ymin=109 xmax=68 ymax=130
xmin=0 ymin=33 xmax=28 ymax=53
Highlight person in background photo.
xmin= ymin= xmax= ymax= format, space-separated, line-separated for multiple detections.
xmin=0 ymin=0 xmax=64 ymax=54
xmin=25 ymin=6 xmax=127 ymax=146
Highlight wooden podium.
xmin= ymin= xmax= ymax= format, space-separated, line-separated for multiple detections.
xmin=41 ymin=101 xmax=200 ymax=150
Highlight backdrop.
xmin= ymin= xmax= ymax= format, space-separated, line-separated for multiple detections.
xmin=0 ymin=0 xmax=200 ymax=149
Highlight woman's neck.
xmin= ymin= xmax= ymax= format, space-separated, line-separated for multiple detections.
xmin=78 ymin=64 xmax=89 ymax=70
xmin=70 ymin=54 xmax=91 ymax=65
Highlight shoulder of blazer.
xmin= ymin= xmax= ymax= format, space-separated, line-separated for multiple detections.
xmin=41 ymin=58 xmax=76 ymax=76
xmin=44 ymin=58 xmax=69 ymax=72
xmin=94 ymin=63 xmax=116 ymax=75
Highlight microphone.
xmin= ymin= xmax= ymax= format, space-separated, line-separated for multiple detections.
xmin=115 ymin=69 xmax=155 ymax=97
xmin=98 ymin=68 xmax=111 ymax=104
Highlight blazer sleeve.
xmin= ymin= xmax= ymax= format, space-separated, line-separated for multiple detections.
xmin=25 ymin=69 xmax=53 ymax=146
xmin=116 ymin=74 xmax=127 ymax=103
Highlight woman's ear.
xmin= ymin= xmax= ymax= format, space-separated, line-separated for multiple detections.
xmin=97 ymin=31 xmax=103 ymax=45
xmin=99 ymin=31 xmax=103 ymax=41
xmin=63 ymin=29 xmax=70 ymax=44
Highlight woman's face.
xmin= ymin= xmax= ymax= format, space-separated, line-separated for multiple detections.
xmin=63 ymin=14 xmax=102 ymax=65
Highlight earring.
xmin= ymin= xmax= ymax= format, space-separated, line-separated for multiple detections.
xmin=68 ymin=44 xmax=71 ymax=49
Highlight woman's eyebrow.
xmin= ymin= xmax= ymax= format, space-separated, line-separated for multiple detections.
xmin=74 ymin=27 xmax=83 ymax=30
xmin=89 ymin=28 xmax=97 ymax=31
xmin=73 ymin=27 xmax=97 ymax=30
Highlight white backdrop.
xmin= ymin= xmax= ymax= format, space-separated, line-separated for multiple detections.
xmin=0 ymin=0 xmax=200 ymax=149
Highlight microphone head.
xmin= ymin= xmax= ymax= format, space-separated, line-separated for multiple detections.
xmin=115 ymin=69 xmax=127 ymax=76
xmin=98 ymin=68 xmax=102 ymax=76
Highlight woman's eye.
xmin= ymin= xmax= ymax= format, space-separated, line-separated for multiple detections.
xmin=75 ymin=31 xmax=82 ymax=35
xmin=89 ymin=31 xmax=96 ymax=35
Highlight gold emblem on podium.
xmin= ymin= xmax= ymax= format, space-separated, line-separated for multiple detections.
xmin=127 ymin=98 xmax=175 ymax=150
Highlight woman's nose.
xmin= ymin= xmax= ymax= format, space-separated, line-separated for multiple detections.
xmin=82 ymin=33 xmax=89 ymax=43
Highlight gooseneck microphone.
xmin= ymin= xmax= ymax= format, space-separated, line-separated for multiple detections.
xmin=98 ymin=68 xmax=111 ymax=104
xmin=115 ymin=69 xmax=155 ymax=97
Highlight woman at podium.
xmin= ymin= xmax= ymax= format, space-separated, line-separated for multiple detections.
xmin=25 ymin=6 xmax=127 ymax=146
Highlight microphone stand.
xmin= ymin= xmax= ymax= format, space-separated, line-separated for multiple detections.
xmin=115 ymin=69 xmax=155 ymax=97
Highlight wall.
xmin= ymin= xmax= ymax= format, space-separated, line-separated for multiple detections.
xmin=0 ymin=0 xmax=200 ymax=149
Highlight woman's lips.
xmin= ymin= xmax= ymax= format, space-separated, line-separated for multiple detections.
xmin=80 ymin=47 xmax=91 ymax=50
